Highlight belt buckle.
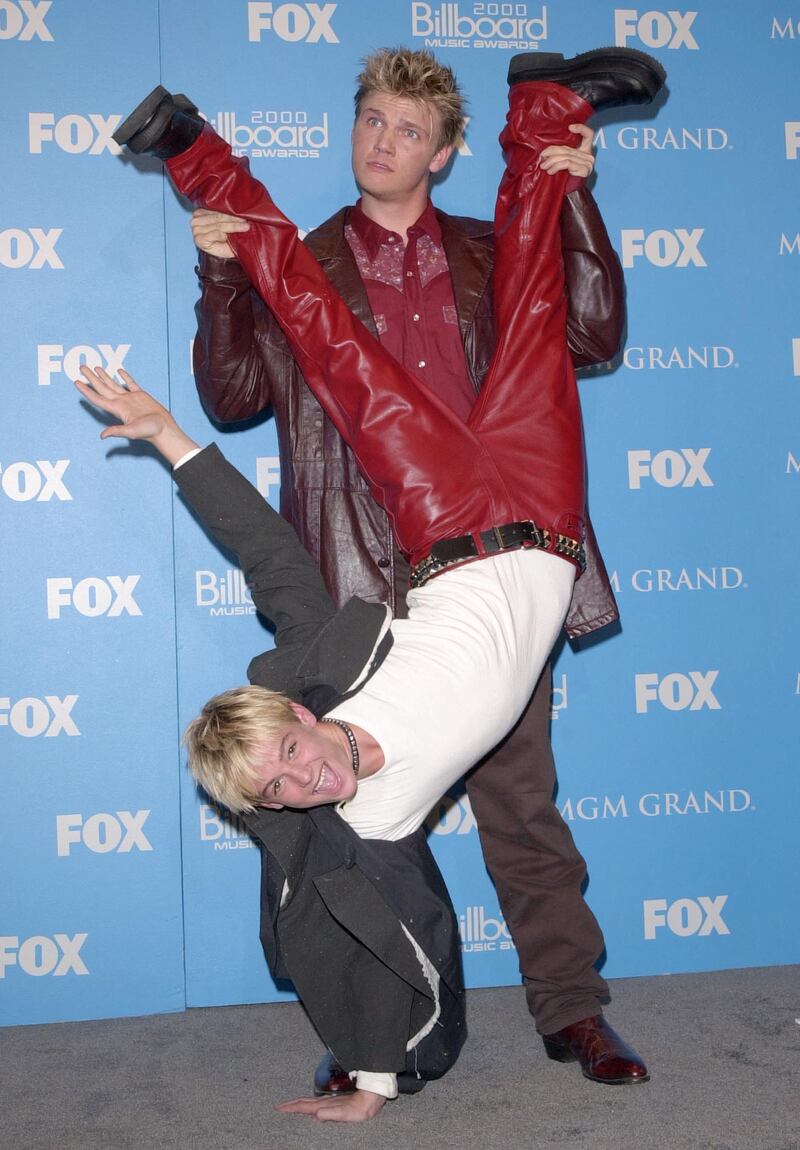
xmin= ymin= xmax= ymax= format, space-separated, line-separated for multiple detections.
xmin=492 ymin=522 xmax=526 ymax=551
xmin=522 ymin=520 xmax=544 ymax=549
xmin=492 ymin=524 xmax=507 ymax=551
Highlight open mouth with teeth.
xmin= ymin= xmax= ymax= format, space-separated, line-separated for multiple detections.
xmin=313 ymin=763 xmax=342 ymax=796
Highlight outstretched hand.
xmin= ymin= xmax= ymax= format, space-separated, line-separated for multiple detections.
xmin=276 ymin=1089 xmax=387 ymax=1123
xmin=539 ymin=123 xmax=596 ymax=180
xmin=74 ymin=366 xmax=199 ymax=466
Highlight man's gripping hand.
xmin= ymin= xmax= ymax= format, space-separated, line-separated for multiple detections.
xmin=539 ymin=123 xmax=596 ymax=180
xmin=191 ymin=208 xmax=250 ymax=260
xmin=276 ymin=1089 xmax=387 ymax=1123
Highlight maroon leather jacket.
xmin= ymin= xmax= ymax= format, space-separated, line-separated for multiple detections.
xmin=193 ymin=188 xmax=622 ymax=637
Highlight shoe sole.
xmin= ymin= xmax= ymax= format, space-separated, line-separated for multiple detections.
xmin=113 ymin=85 xmax=170 ymax=146
xmin=582 ymin=1069 xmax=651 ymax=1085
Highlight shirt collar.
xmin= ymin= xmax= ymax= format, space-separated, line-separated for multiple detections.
xmin=349 ymin=198 xmax=443 ymax=259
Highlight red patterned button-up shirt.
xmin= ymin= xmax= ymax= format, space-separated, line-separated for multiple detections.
xmin=345 ymin=199 xmax=476 ymax=422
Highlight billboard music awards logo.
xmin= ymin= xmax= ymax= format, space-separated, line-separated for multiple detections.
xmin=614 ymin=9 xmax=698 ymax=49
xmin=0 ymin=694 xmax=79 ymax=736
xmin=550 ymin=672 xmax=567 ymax=719
xmin=459 ymin=905 xmax=515 ymax=953
xmin=643 ymin=896 xmax=729 ymax=939
xmin=0 ymin=934 xmax=88 ymax=978
xmin=195 ymin=568 xmax=255 ymax=616
xmin=38 ymin=344 xmax=131 ymax=385
xmin=560 ymin=789 xmax=753 ymax=821
xmin=199 ymin=804 xmax=255 ymax=850
xmin=0 ymin=228 xmax=62 ymax=269
xmin=209 ymin=109 xmax=330 ymax=160
xmin=780 ymin=232 xmax=800 ymax=255
xmin=0 ymin=0 xmax=53 ymax=40
xmin=411 ymin=2 xmax=548 ymax=49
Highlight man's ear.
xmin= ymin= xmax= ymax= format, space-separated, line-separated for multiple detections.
xmin=288 ymin=701 xmax=316 ymax=727
xmin=429 ymin=143 xmax=454 ymax=175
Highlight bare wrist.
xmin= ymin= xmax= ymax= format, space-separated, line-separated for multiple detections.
xmin=152 ymin=425 xmax=199 ymax=466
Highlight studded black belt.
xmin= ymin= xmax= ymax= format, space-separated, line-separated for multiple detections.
xmin=409 ymin=520 xmax=585 ymax=588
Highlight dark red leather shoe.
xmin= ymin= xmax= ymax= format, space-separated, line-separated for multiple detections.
xmin=312 ymin=1051 xmax=356 ymax=1097
xmin=543 ymin=1015 xmax=649 ymax=1084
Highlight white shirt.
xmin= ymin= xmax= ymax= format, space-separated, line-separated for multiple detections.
xmin=329 ymin=547 xmax=574 ymax=840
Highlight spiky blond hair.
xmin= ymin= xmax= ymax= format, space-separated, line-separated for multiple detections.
xmin=355 ymin=46 xmax=466 ymax=151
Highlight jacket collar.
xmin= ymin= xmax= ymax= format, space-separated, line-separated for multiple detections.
xmin=306 ymin=206 xmax=493 ymax=335
xmin=437 ymin=210 xmax=493 ymax=333
xmin=249 ymin=593 xmax=392 ymax=711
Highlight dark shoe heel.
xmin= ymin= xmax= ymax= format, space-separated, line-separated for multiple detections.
xmin=113 ymin=85 xmax=171 ymax=148
xmin=508 ymin=51 xmax=564 ymax=83
xmin=543 ymin=1035 xmax=577 ymax=1063
xmin=113 ymin=86 xmax=202 ymax=158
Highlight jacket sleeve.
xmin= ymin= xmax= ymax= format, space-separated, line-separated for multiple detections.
xmin=561 ymin=185 xmax=625 ymax=368
xmin=193 ymin=251 xmax=293 ymax=423
xmin=173 ymin=443 xmax=336 ymax=648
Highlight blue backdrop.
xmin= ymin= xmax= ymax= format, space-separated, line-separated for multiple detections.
xmin=2 ymin=0 xmax=798 ymax=1026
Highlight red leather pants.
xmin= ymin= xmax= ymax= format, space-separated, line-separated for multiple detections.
xmin=167 ymin=82 xmax=589 ymax=567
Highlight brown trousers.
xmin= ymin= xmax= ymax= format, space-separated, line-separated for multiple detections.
xmin=467 ymin=662 xmax=608 ymax=1033
xmin=396 ymin=556 xmax=607 ymax=1033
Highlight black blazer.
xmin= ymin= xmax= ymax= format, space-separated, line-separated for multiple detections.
xmin=175 ymin=444 xmax=465 ymax=1077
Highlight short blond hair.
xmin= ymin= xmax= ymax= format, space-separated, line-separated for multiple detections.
xmin=355 ymin=46 xmax=466 ymax=151
xmin=183 ymin=685 xmax=299 ymax=815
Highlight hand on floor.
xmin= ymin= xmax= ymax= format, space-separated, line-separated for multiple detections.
xmin=276 ymin=1088 xmax=387 ymax=1122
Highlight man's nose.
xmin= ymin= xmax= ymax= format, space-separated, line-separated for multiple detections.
xmin=374 ymin=127 xmax=395 ymax=154
xmin=288 ymin=761 xmax=314 ymax=788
